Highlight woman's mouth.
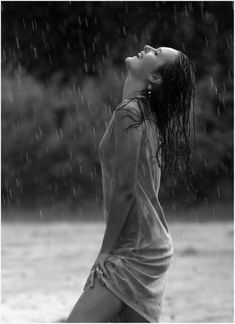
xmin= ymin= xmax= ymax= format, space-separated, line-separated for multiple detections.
xmin=137 ymin=52 xmax=143 ymax=59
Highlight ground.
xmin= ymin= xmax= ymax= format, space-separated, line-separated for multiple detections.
xmin=1 ymin=216 xmax=234 ymax=323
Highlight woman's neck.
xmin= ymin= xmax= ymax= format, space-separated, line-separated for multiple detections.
xmin=122 ymin=75 xmax=147 ymax=101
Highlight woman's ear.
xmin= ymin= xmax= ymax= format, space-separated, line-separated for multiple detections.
xmin=147 ymin=72 xmax=163 ymax=86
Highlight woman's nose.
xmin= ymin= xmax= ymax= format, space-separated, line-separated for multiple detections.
xmin=144 ymin=45 xmax=152 ymax=52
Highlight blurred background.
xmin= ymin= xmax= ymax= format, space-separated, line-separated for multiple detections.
xmin=1 ymin=1 xmax=234 ymax=323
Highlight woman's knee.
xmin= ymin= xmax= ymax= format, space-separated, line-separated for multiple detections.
xmin=66 ymin=275 xmax=124 ymax=322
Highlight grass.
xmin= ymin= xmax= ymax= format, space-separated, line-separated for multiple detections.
xmin=1 ymin=205 xmax=234 ymax=323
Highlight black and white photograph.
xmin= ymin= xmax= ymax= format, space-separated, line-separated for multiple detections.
xmin=1 ymin=1 xmax=234 ymax=323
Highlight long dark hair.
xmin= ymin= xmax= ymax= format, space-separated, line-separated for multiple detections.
xmin=117 ymin=51 xmax=196 ymax=191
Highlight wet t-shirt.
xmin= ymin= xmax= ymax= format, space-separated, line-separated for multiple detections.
xmin=84 ymin=95 xmax=174 ymax=323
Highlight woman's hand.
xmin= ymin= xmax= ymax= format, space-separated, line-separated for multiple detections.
xmin=84 ymin=251 xmax=111 ymax=290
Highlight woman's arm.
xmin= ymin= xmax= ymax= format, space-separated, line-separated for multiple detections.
xmin=100 ymin=103 xmax=144 ymax=254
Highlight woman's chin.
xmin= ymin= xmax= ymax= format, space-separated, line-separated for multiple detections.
xmin=125 ymin=56 xmax=137 ymax=70
xmin=125 ymin=56 xmax=137 ymax=62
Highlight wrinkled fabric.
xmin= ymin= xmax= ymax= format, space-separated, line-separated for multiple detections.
xmin=84 ymin=96 xmax=174 ymax=323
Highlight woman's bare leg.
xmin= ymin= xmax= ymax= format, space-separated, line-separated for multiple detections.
xmin=66 ymin=275 xmax=125 ymax=322
xmin=121 ymin=304 xmax=150 ymax=323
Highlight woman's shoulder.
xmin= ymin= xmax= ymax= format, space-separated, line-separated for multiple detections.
xmin=114 ymin=99 xmax=146 ymax=133
xmin=115 ymin=98 xmax=143 ymax=118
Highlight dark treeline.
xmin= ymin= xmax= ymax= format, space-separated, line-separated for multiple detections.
xmin=1 ymin=2 xmax=234 ymax=212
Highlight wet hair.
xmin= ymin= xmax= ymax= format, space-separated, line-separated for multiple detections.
xmin=117 ymin=51 xmax=196 ymax=192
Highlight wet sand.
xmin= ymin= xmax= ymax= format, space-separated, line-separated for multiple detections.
xmin=1 ymin=220 xmax=234 ymax=322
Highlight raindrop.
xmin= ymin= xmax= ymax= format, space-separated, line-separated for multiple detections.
xmin=188 ymin=2 xmax=193 ymax=12
xmin=124 ymin=3 xmax=128 ymax=13
xmin=122 ymin=26 xmax=126 ymax=36
xmin=7 ymin=89 xmax=13 ymax=103
xmin=85 ymin=17 xmax=89 ymax=28
xmin=72 ymin=186 xmax=76 ymax=197
xmin=205 ymin=36 xmax=209 ymax=47
xmin=79 ymin=164 xmax=83 ymax=174
xmin=16 ymin=36 xmax=20 ymax=49
xmin=9 ymin=188 xmax=13 ymax=199
xmin=46 ymin=22 xmax=50 ymax=31
xmin=93 ymin=166 xmax=97 ymax=177
xmin=222 ymin=82 xmax=226 ymax=92
xmin=16 ymin=178 xmax=20 ymax=187
xmin=25 ymin=152 xmax=32 ymax=165
xmin=214 ymin=22 xmax=218 ymax=34
xmin=83 ymin=49 xmax=87 ymax=59
xmin=217 ymin=185 xmax=221 ymax=198
xmin=108 ymin=91 xmax=113 ymax=101
xmin=173 ymin=4 xmax=177 ymax=24
xmin=181 ymin=234 xmax=187 ymax=246
xmin=221 ymin=97 xmax=225 ymax=108
xmin=94 ymin=17 xmax=97 ymax=26
xmin=78 ymin=16 xmax=82 ymax=26
xmin=17 ymin=62 xmax=23 ymax=74
xmin=92 ymin=42 xmax=96 ymax=53
xmin=92 ymin=64 xmax=96 ymax=73
xmin=35 ymin=131 xmax=40 ymax=142
xmin=22 ymin=18 xmax=26 ymax=29
xmin=2 ymin=49 xmax=6 ymax=61
xmin=67 ymin=42 xmax=71 ymax=50
xmin=92 ymin=126 xmax=96 ymax=137
xmin=104 ymin=103 xmax=108 ymax=114
xmin=105 ymin=44 xmax=109 ymax=56
xmin=39 ymin=209 xmax=44 ymax=219
xmin=33 ymin=47 xmax=38 ymax=59
xmin=209 ymin=76 xmax=214 ymax=88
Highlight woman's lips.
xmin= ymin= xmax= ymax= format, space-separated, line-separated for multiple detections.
xmin=132 ymin=51 xmax=143 ymax=59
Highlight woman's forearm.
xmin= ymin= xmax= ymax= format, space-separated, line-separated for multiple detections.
xmin=100 ymin=190 xmax=135 ymax=254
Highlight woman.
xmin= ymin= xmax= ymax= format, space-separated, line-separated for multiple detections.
xmin=66 ymin=45 xmax=195 ymax=323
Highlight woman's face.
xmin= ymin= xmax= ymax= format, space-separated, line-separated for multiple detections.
xmin=125 ymin=45 xmax=179 ymax=80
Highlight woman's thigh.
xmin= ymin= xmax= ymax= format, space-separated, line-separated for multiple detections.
xmin=121 ymin=304 xmax=150 ymax=323
xmin=66 ymin=275 xmax=125 ymax=323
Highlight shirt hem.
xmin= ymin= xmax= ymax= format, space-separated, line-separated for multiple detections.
xmin=102 ymin=278 xmax=160 ymax=323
